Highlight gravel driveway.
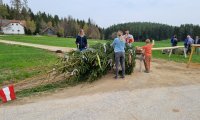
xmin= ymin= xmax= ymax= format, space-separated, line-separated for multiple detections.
xmin=1 ymin=85 xmax=200 ymax=120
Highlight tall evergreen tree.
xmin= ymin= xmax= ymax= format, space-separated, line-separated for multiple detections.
xmin=0 ymin=4 xmax=8 ymax=18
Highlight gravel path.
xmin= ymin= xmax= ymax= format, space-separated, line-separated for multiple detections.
xmin=1 ymin=85 xmax=200 ymax=120
xmin=0 ymin=39 xmax=74 ymax=52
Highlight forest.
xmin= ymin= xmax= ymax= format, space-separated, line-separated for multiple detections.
xmin=104 ymin=22 xmax=200 ymax=41
xmin=0 ymin=0 xmax=104 ymax=39
xmin=0 ymin=0 xmax=200 ymax=41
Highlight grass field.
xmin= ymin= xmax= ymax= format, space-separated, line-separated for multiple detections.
xmin=0 ymin=35 xmax=174 ymax=48
xmin=133 ymin=41 xmax=200 ymax=63
xmin=0 ymin=43 xmax=57 ymax=85
xmin=0 ymin=35 xmax=199 ymax=98
xmin=1 ymin=35 xmax=199 ymax=63
xmin=0 ymin=35 xmax=108 ymax=48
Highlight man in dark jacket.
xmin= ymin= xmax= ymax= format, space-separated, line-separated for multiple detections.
xmin=198 ymin=39 xmax=200 ymax=44
xmin=75 ymin=29 xmax=87 ymax=51
xmin=171 ymin=35 xmax=178 ymax=54
xmin=195 ymin=36 xmax=200 ymax=44
xmin=171 ymin=35 xmax=178 ymax=46
xmin=195 ymin=36 xmax=200 ymax=54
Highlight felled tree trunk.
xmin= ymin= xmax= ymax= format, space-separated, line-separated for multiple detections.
xmin=53 ymin=42 xmax=136 ymax=83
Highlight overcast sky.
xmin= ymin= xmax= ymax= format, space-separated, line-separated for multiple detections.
xmin=3 ymin=0 xmax=200 ymax=28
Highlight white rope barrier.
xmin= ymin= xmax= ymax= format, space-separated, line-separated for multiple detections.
xmin=152 ymin=46 xmax=186 ymax=58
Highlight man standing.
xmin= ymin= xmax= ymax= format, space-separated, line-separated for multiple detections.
xmin=186 ymin=35 xmax=194 ymax=54
xmin=75 ymin=29 xmax=87 ymax=51
xmin=195 ymin=36 xmax=199 ymax=44
xmin=124 ymin=30 xmax=134 ymax=46
xmin=171 ymin=35 xmax=178 ymax=54
xmin=197 ymin=36 xmax=200 ymax=44
xmin=111 ymin=31 xmax=126 ymax=79
xmin=171 ymin=35 xmax=175 ymax=46
xmin=195 ymin=36 xmax=200 ymax=54
xmin=172 ymin=35 xmax=178 ymax=46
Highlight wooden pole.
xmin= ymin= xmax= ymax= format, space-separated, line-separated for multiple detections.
xmin=184 ymin=48 xmax=187 ymax=58
xmin=152 ymin=46 xmax=184 ymax=51
xmin=187 ymin=46 xmax=195 ymax=68
xmin=169 ymin=49 xmax=173 ymax=57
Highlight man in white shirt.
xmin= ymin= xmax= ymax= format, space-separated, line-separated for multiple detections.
xmin=124 ymin=30 xmax=134 ymax=46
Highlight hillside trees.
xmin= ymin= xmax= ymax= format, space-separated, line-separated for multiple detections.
xmin=25 ymin=19 xmax=36 ymax=34
xmin=0 ymin=4 xmax=8 ymax=18
xmin=29 ymin=11 xmax=102 ymax=38
xmin=104 ymin=22 xmax=174 ymax=41
xmin=1 ymin=1 xmax=200 ymax=40
xmin=10 ymin=0 xmax=28 ymax=20
xmin=104 ymin=22 xmax=200 ymax=41
xmin=1 ymin=2 xmax=103 ymax=39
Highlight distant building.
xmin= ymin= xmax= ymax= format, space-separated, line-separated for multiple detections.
xmin=42 ymin=27 xmax=56 ymax=35
xmin=0 ymin=19 xmax=25 ymax=34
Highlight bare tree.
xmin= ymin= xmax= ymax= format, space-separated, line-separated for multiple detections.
xmin=10 ymin=0 xmax=28 ymax=20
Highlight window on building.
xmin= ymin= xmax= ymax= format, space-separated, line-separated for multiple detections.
xmin=18 ymin=30 xmax=20 ymax=32
xmin=12 ymin=24 xmax=14 ymax=25
xmin=16 ymin=24 xmax=18 ymax=26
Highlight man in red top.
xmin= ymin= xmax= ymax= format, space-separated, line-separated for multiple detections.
xmin=124 ymin=30 xmax=134 ymax=46
xmin=142 ymin=39 xmax=155 ymax=73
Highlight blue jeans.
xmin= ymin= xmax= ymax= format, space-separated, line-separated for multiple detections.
xmin=115 ymin=52 xmax=125 ymax=77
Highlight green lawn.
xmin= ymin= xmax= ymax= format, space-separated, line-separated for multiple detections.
xmin=0 ymin=35 xmax=181 ymax=48
xmin=133 ymin=40 xmax=183 ymax=47
xmin=152 ymin=50 xmax=200 ymax=63
xmin=0 ymin=35 xmax=108 ymax=48
xmin=0 ymin=35 xmax=199 ymax=63
xmin=0 ymin=43 xmax=57 ymax=85
xmin=0 ymin=35 xmax=199 ymax=98
xmin=133 ymin=41 xmax=199 ymax=63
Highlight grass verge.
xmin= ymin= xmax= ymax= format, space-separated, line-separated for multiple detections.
xmin=0 ymin=35 xmax=108 ymax=48
xmin=0 ymin=43 xmax=58 ymax=85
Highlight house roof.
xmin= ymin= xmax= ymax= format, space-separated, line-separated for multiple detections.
xmin=0 ymin=19 xmax=9 ymax=27
xmin=0 ymin=19 xmax=26 ymax=27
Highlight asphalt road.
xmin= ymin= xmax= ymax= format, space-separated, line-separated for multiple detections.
xmin=1 ymin=85 xmax=200 ymax=120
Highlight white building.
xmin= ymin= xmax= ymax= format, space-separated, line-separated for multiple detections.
xmin=0 ymin=20 xmax=25 ymax=35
